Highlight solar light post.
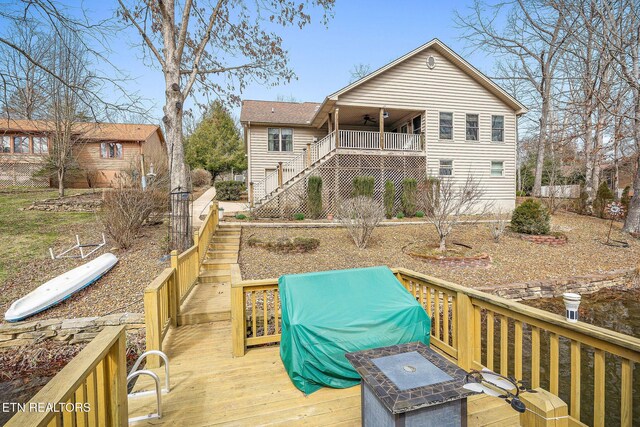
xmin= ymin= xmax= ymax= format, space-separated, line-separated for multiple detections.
xmin=563 ymin=292 xmax=581 ymax=323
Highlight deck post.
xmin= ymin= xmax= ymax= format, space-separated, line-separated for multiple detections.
xmin=170 ymin=249 xmax=180 ymax=319
xmin=105 ymin=328 xmax=128 ymax=426
xmin=230 ymin=264 xmax=246 ymax=357
xmin=379 ymin=108 xmax=385 ymax=150
xmin=249 ymin=182 xmax=254 ymax=208
xmin=193 ymin=230 xmax=200 ymax=260
xmin=519 ymin=388 xmax=569 ymax=427
xmin=306 ymin=143 xmax=312 ymax=168
xmin=277 ymin=162 xmax=283 ymax=188
xmin=455 ymin=291 xmax=474 ymax=371
xmin=334 ymin=108 xmax=340 ymax=148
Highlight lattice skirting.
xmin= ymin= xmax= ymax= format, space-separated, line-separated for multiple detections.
xmin=254 ymin=153 xmax=427 ymax=219
xmin=0 ymin=161 xmax=49 ymax=188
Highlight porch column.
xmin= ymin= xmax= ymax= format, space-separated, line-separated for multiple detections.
xmin=306 ymin=143 xmax=312 ymax=168
xmin=327 ymin=113 xmax=332 ymax=135
xmin=277 ymin=162 xmax=283 ymax=188
xmin=379 ymin=108 xmax=385 ymax=150
xmin=249 ymin=182 xmax=254 ymax=208
xmin=334 ymin=108 xmax=340 ymax=148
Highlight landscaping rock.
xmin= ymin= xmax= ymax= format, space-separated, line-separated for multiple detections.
xmin=61 ymin=317 xmax=98 ymax=330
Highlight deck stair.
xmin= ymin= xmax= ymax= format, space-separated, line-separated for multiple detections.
xmin=177 ymin=225 xmax=240 ymax=326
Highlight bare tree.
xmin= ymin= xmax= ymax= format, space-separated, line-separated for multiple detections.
xmin=349 ymin=63 xmax=371 ymax=83
xmin=336 ymin=196 xmax=384 ymax=249
xmin=422 ymin=175 xmax=491 ymax=252
xmin=117 ymin=0 xmax=334 ymax=249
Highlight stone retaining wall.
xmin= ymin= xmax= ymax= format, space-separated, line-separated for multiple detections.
xmin=477 ymin=268 xmax=636 ymax=301
xmin=0 ymin=312 xmax=144 ymax=349
xmin=520 ymin=234 xmax=568 ymax=246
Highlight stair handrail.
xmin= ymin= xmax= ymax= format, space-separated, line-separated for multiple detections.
xmin=252 ymin=130 xmax=336 ymax=205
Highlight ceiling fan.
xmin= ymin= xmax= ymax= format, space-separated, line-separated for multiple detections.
xmin=362 ymin=114 xmax=377 ymax=125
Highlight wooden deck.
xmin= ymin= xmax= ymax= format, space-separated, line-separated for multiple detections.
xmin=129 ymin=320 xmax=521 ymax=426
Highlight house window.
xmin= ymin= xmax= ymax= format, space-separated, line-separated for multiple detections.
xmin=466 ymin=114 xmax=479 ymax=141
xmin=400 ymin=124 xmax=408 ymax=134
xmin=412 ymin=115 xmax=422 ymax=134
xmin=33 ymin=137 xmax=48 ymax=154
xmin=13 ymin=136 xmax=29 ymax=154
xmin=439 ymin=160 xmax=453 ymax=176
xmin=100 ymin=142 xmax=123 ymax=159
xmin=491 ymin=161 xmax=504 ymax=177
xmin=439 ymin=112 xmax=453 ymax=139
xmin=1 ymin=136 xmax=10 ymax=153
xmin=267 ymin=128 xmax=293 ymax=152
xmin=492 ymin=115 xmax=504 ymax=142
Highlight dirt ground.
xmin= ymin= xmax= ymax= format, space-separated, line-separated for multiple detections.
xmin=239 ymin=212 xmax=639 ymax=287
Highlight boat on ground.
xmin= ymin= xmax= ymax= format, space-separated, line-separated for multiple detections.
xmin=4 ymin=253 xmax=118 ymax=322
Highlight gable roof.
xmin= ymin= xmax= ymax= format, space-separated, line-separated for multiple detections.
xmin=0 ymin=119 xmax=164 ymax=143
xmin=240 ymin=100 xmax=321 ymax=125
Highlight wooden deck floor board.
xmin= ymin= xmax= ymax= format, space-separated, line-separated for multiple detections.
xmin=130 ymin=322 xmax=520 ymax=426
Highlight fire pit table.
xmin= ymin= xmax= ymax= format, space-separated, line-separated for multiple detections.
xmin=346 ymin=342 xmax=476 ymax=427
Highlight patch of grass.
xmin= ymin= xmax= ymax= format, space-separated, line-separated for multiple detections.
xmin=0 ymin=190 xmax=95 ymax=283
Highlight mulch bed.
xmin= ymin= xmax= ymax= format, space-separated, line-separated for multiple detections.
xmin=239 ymin=212 xmax=640 ymax=289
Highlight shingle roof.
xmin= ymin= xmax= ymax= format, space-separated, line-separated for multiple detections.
xmin=0 ymin=119 xmax=162 ymax=142
xmin=240 ymin=100 xmax=320 ymax=125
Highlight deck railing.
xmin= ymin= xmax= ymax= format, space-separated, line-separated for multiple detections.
xmin=144 ymin=201 xmax=219 ymax=367
xmin=339 ymin=130 xmax=380 ymax=149
xmin=230 ymin=267 xmax=639 ymax=427
xmin=384 ymin=132 xmax=422 ymax=151
xmin=6 ymin=326 xmax=128 ymax=427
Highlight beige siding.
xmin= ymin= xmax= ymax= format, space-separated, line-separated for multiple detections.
xmin=338 ymin=47 xmax=517 ymax=210
xmin=247 ymin=125 xmax=327 ymax=184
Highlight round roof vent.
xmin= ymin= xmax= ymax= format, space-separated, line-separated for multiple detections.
xmin=426 ymin=55 xmax=436 ymax=69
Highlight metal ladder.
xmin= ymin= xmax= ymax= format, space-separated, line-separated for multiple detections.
xmin=127 ymin=350 xmax=170 ymax=424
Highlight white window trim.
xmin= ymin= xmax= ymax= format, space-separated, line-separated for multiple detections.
xmin=465 ymin=113 xmax=480 ymax=142
xmin=438 ymin=159 xmax=454 ymax=177
xmin=267 ymin=127 xmax=294 ymax=152
xmin=490 ymin=160 xmax=505 ymax=177
xmin=438 ymin=112 xmax=454 ymax=141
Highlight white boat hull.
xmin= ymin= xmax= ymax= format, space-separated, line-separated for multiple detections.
xmin=4 ymin=253 xmax=118 ymax=322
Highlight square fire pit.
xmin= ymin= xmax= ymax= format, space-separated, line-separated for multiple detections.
xmin=346 ymin=342 xmax=476 ymax=427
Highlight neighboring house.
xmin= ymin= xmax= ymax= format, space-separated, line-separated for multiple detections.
xmin=602 ymin=155 xmax=637 ymax=198
xmin=240 ymin=38 xmax=527 ymax=217
xmin=0 ymin=119 xmax=165 ymax=188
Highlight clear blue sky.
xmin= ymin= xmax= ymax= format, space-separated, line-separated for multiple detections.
xmin=83 ymin=1 xmax=497 ymax=122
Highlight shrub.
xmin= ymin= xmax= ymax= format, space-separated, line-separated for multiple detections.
xmin=191 ymin=168 xmax=212 ymax=187
xmin=307 ymin=176 xmax=323 ymax=218
xmin=215 ymin=181 xmax=244 ymax=201
xmin=235 ymin=213 xmax=247 ymax=220
xmin=621 ymin=186 xmax=631 ymax=214
xmin=511 ymin=199 xmax=550 ymax=235
xmin=336 ymin=196 xmax=384 ymax=249
xmin=488 ymin=209 xmax=510 ymax=242
xmin=293 ymin=213 xmax=305 ymax=220
xmin=352 ymin=176 xmax=375 ymax=198
xmin=415 ymin=210 xmax=425 ymax=218
xmin=401 ymin=178 xmax=417 ymax=217
xmin=396 ymin=212 xmax=405 ymax=219
xmin=516 ymin=190 xmax=526 ymax=197
xmin=594 ymin=181 xmax=615 ymax=218
xmin=100 ymin=188 xmax=154 ymax=249
xmin=383 ymin=180 xmax=395 ymax=219
xmin=247 ymin=236 xmax=320 ymax=253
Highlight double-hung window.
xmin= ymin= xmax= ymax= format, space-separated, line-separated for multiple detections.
xmin=13 ymin=136 xmax=29 ymax=153
xmin=439 ymin=112 xmax=453 ymax=140
xmin=33 ymin=137 xmax=48 ymax=154
xmin=491 ymin=161 xmax=504 ymax=177
xmin=466 ymin=114 xmax=479 ymax=141
xmin=412 ymin=115 xmax=422 ymax=134
xmin=268 ymin=128 xmax=293 ymax=152
xmin=100 ymin=142 xmax=123 ymax=159
xmin=1 ymin=136 xmax=10 ymax=153
xmin=439 ymin=160 xmax=453 ymax=176
xmin=492 ymin=115 xmax=504 ymax=142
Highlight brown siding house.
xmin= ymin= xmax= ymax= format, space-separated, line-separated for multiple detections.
xmin=0 ymin=119 xmax=165 ymax=188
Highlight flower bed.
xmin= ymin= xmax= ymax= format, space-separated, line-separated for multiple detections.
xmin=520 ymin=233 xmax=568 ymax=246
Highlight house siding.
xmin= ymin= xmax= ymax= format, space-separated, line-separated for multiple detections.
xmin=247 ymin=125 xmax=327 ymax=184
xmin=337 ymin=47 xmax=517 ymax=210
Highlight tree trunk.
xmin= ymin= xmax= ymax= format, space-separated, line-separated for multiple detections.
xmin=58 ymin=169 xmax=65 ymax=197
xmin=533 ymin=71 xmax=551 ymax=197
xmin=623 ymin=154 xmax=640 ymax=233
xmin=439 ymin=236 xmax=447 ymax=252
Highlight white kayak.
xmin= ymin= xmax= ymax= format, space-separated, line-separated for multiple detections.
xmin=4 ymin=253 xmax=118 ymax=322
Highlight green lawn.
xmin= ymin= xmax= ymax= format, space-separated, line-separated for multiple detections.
xmin=0 ymin=189 xmax=95 ymax=283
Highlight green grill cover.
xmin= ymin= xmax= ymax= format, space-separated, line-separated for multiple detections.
xmin=279 ymin=266 xmax=431 ymax=394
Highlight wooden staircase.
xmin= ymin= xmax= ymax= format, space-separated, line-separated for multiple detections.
xmin=177 ymin=225 xmax=240 ymax=325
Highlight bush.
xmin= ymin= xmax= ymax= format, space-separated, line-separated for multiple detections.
xmin=235 ymin=213 xmax=247 ymax=220
xmin=621 ymin=186 xmax=631 ymax=214
xmin=594 ymin=181 xmax=615 ymax=218
xmin=352 ymin=176 xmax=375 ymax=198
xmin=516 ymin=190 xmax=526 ymax=197
xmin=100 ymin=188 xmax=154 ymax=249
xmin=401 ymin=178 xmax=417 ymax=217
xmin=247 ymin=236 xmax=320 ymax=253
xmin=415 ymin=210 xmax=425 ymax=218
xmin=396 ymin=212 xmax=405 ymax=219
xmin=293 ymin=213 xmax=305 ymax=220
xmin=307 ymin=176 xmax=323 ymax=218
xmin=336 ymin=196 xmax=384 ymax=249
xmin=383 ymin=180 xmax=395 ymax=219
xmin=191 ymin=168 xmax=212 ymax=187
xmin=215 ymin=181 xmax=244 ymax=201
xmin=511 ymin=199 xmax=550 ymax=235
